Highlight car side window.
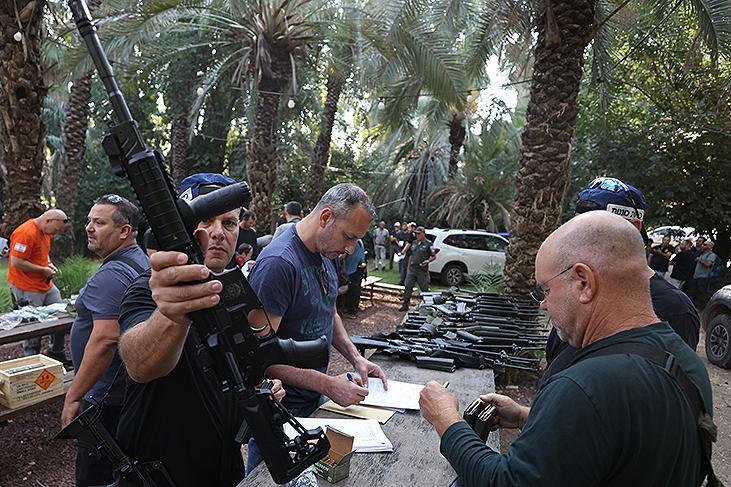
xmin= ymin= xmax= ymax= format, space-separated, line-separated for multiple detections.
xmin=486 ymin=236 xmax=507 ymax=252
xmin=444 ymin=235 xmax=466 ymax=248
xmin=462 ymin=235 xmax=484 ymax=250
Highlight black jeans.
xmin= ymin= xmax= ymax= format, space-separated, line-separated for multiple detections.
xmin=76 ymin=402 xmax=122 ymax=487
xmin=345 ymin=267 xmax=365 ymax=314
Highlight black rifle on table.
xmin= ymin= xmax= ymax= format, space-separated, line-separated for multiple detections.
xmin=57 ymin=1 xmax=330 ymax=484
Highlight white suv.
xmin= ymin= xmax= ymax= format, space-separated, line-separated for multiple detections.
xmin=424 ymin=229 xmax=508 ymax=286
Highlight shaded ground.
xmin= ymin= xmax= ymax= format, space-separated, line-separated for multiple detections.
xmin=2 ymin=297 xmax=729 ymax=485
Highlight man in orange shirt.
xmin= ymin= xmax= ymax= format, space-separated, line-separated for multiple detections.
xmin=8 ymin=209 xmax=69 ymax=359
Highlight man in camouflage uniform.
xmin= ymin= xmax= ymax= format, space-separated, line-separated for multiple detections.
xmin=399 ymin=226 xmax=436 ymax=311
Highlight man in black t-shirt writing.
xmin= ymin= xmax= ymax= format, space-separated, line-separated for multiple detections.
xmin=116 ymin=173 xmax=284 ymax=487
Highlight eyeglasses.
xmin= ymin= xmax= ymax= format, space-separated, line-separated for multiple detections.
xmin=531 ymin=264 xmax=574 ymax=302
xmin=318 ymin=261 xmax=330 ymax=297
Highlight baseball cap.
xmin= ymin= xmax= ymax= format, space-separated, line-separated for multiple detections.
xmin=394 ymin=222 xmax=401 ymax=227
xmin=575 ymin=177 xmax=646 ymax=222
xmin=179 ymin=173 xmax=236 ymax=201
xmin=415 ymin=226 xmax=425 ymax=233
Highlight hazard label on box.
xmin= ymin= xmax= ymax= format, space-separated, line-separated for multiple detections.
xmin=34 ymin=369 xmax=57 ymax=390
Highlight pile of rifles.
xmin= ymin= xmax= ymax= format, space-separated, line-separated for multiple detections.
xmin=351 ymin=289 xmax=547 ymax=373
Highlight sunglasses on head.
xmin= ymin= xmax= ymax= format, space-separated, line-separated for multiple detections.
xmin=50 ymin=218 xmax=70 ymax=224
xmin=583 ymin=177 xmax=642 ymax=221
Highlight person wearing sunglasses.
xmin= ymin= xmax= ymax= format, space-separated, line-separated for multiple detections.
xmin=7 ymin=208 xmax=70 ymax=361
xmin=420 ymin=212 xmax=716 ymax=487
xmin=538 ymin=177 xmax=700 ymax=391
xmin=245 ymin=183 xmax=389 ymax=475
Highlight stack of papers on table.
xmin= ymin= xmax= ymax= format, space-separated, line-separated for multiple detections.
xmin=319 ymin=400 xmax=396 ymax=424
xmin=359 ymin=377 xmax=424 ymax=410
xmin=286 ymin=418 xmax=393 ymax=453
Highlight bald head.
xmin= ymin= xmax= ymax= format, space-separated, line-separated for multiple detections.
xmin=36 ymin=209 xmax=68 ymax=235
xmin=540 ymin=211 xmax=648 ymax=284
xmin=536 ymin=211 xmax=657 ymax=347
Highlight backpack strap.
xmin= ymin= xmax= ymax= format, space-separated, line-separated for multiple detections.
xmin=102 ymin=252 xmax=148 ymax=275
xmin=578 ymin=343 xmax=721 ymax=487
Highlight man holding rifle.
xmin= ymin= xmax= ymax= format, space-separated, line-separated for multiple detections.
xmin=116 ymin=173 xmax=284 ymax=487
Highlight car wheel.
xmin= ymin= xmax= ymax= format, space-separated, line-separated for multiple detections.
xmin=441 ymin=264 xmax=465 ymax=286
xmin=706 ymin=314 xmax=731 ymax=368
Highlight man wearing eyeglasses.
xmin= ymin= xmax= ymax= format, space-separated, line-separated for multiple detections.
xmin=62 ymin=195 xmax=149 ymax=486
xmin=538 ymin=177 xmax=700 ymax=390
xmin=419 ymin=212 xmax=716 ymax=486
xmin=7 ymin=208 xmax=70 ymax=360
xmin=245 ymin=183 xmax=388 ymax=475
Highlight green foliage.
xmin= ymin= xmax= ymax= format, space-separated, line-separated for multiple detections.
xmin=469 ymin=262 xmax=505 ymax=294
xmin=0 ymin=287 xmax=14 ymax=314
xmin=56 ymin=256 xmax=99 ymax=299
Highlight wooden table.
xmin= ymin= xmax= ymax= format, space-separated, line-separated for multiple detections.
xmin=242 ymin=355 xmax=498 ymax=486
xmin=360 ymin=276 xmax=382 ymax=304
xmin=0 ymin=315 xmax=75 ymax=421
xmin=0 ymin=315 xmax=74 ymax=346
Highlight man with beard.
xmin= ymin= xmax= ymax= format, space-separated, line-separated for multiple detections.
xmin=245 ymin=183 xmax=388 ymax=474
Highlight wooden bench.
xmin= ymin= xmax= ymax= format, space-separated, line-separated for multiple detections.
xmin=0 ymin=368 xmax=74 ymax=423
xmin=371 ymin=282 xmax=420 ymax=297
xmin=359 ymin=276 xmax=382 ymax=304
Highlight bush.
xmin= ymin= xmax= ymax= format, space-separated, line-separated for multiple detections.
xmin=0 ymin=287 xmax=14 ymax=313
xmin=56 ymin=256 xmax=99 ymax=299
xmin=469 ymin=262 xmax=505 ymax=294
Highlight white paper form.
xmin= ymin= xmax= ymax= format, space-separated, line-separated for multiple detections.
xmin=360 ymin=377 xmax=424 ymax=410
xmin=284 ymin=418 xmax=393 ymax=452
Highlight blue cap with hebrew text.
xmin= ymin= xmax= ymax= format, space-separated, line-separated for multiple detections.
xmin=178 ymin=173 xmax=236 ymax=201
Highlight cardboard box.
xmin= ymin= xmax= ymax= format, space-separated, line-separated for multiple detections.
xmin=0 ymin=354 xmax=65 ymax=409
xmin=313 ymin=427 xmax=355 ymax=483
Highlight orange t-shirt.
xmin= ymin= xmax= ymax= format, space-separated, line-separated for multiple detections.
xmin=7 ymin=219 xmax=53 ymax=292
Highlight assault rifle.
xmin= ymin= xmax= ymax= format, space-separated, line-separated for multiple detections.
xmin=59 ymin=1 xmax=330 ymax=484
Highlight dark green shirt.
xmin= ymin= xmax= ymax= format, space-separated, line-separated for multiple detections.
xmin=408 ymin=239 xmax=435 ymax=274
xmin=441 ymin=322 xmax=712 ymax=487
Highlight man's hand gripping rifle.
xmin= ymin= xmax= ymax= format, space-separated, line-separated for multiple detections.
xmin=58 ymin=1 xmax=331 ymax=484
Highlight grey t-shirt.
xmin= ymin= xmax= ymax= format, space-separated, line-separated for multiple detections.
xmin=373 ymin=227 xmax=390 ymax=246
xmin=70 ymin=245 xmax=149 ymax=405
xmin=694 ymin=250 xmax=718 ymax=278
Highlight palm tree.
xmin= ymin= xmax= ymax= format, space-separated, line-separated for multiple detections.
xmin=0 ymin=0 xmax=47 ymax=234
xmin=498 ymin=0 xmax=731 ymax=294
xmin=427 ymin=115 xmax=521 ymax=231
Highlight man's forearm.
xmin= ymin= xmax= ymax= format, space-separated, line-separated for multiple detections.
xmin=267 ymin=364 xmax=331 ymax=394
xmin=11 ymin=256 xmax=47 ymax=275
xmin=119 ymin=309 xmax=189 ymax=383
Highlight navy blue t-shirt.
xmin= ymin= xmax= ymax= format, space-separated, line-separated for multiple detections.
xmin=248 ymin=224 xmax=338 ymax=411
xmin=70 ymin=245 xmax=149 ymax=405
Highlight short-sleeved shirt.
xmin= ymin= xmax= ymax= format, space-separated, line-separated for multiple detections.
xmin=373 ymin=227 xmax=390 ymax=246
xmin=407 ymin=239 xmax=435 ymax=273
xmin=8 ymin=219 xmax=52 ymax=292
xmin=70 ymin=245 xmax=149 ymax=406
xmin=649 ymin=244 xmax=674 ymax=272
xmin=248 ymin=224 xmax=338 ymax=411
xmin=392 ymin=230 xmax=410 ymax=251
xmin=116 ymin=272 xmax=245 ymax=487
xmin=694 ymin=251 xmax=718 ymax=278
xmin=670 ymin=249 xmax=695 ymax=281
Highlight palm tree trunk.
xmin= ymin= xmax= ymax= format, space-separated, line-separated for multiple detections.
xmin=503 ymin=0 xmax=595 ymax=295
xmin=54 ymin=74 xmax=92 ymax=260
xmin=170 ymin=114 xmax=190 ymax=186
xmin=306 ymin=72 xmax=345 ymax=208
xmin=448 ymin=111 xmax=466 ymax=179
xmin=188 ymin=76 xmax=236 ymax=174
xmin=247 ymin=52 xmax=290 ymax=232
xmin=0 ymin=0 xmax=47 ymax=235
